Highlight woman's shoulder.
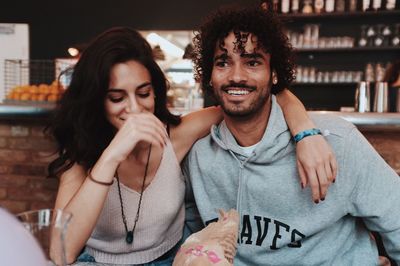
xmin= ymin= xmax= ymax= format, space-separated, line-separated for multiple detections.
xmin=59 ymin=163 xmax=87 ymax=185
xmin=168 ymin=107 xmax=222 ymax=162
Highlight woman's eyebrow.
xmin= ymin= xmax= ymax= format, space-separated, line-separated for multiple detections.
xmin=108 ymin=82 xmax=152 ymax=92
xmin=136 ymin=82 xmax=152 ymax=89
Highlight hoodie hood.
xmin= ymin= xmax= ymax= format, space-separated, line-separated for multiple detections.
xmin=210 ymin=95 xmax=294 ymax=164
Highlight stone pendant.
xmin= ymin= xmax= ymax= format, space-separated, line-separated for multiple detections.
xmin=126 ymin=231 xmax=134 ymax=244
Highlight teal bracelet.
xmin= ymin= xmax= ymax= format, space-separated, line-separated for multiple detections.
xmin=294 ymin=128 xmax=322 ymax=143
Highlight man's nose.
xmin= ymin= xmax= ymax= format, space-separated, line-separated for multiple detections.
xmin=229 ymin=64 xmax=247 ymax=84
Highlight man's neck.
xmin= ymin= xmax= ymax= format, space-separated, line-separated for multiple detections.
xmin=223 ymin=99 xmax=272 ymax=147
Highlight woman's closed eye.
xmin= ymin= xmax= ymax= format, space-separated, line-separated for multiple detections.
xmin=107 ymin=92 xmax=125 ymax=103
xmin=137 ymin=92 xmax=150 ymax=98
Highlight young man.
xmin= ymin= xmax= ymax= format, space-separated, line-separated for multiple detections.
xmin=183 ymin=6 xmax=400 ymax=265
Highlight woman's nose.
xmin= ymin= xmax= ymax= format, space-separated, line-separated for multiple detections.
xmin=125 ymin=97 xmax=140 ymax=113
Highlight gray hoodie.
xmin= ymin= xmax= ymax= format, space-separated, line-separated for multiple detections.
xmin=183 ymin=96 xmax=400 ymax=265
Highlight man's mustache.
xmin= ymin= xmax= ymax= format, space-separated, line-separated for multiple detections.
xmin=220 ymin=82 xmax=256 ymax=91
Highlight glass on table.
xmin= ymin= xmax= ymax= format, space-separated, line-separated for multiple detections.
xmin=16 ymin=209 xmax=72 ymax=266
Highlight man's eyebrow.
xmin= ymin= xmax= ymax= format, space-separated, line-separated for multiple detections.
xmin=241 ymin=52 xmax=265 ymax=59
xmin=214 ymin=53 xmax=228 ymax=61
xmin=108 ymin=82 xmax=152 ymax=92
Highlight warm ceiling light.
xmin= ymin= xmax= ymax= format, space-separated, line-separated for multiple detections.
xmin=146 ymin=33 xmax=184 ymax=58
xmin=67 ymin=47 xmax=79 ymax=57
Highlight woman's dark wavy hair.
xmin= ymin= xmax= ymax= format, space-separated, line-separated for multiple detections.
xmin=47 ymin=27 xmax=181 ymax=178
xmin=193 ymin=5 xmax=295 ymax=95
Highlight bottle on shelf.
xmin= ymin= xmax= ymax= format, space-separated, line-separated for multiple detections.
xmin=309 ymin=67 xmax=316 ymax=82
xmin=373 ymin=24 xmax=385 ymax=47
xmin=303 ymin=24 xmax=312 ymax=48
xmin=392 ymin=24 xmax=400 ymax=46
xmin=349 ymin=0 xmax=358 ymax=11
xmin=373 ymin=81 xmax=389 ymax=112
xmin=385 ymin=0 xmax=396 ymax=10
xmin=302 ymin=0 xmax=314 ymax=13
xmin=358 ymin=25 xmax=369 ymax=47
xmin=365 ymin=63 xmax=375 ymax=82
xmin=381 ymin=25 xmax=392 ymax=46
xmin=366 ymin=25 xmax=377 ymax=46
xmin=273 ymin=0 xmax=280 ymax=13
xmin=281 ymin=0 xmax=291 ymax=13
xmin=336 ymin=0 xmax=346 ymax=12
xmin=354 ymin=81 xmax=371 ymax=113
xmin=291 ymin=0 xmax=300 ymax=13
xmin=375 ymin=62 xmax=386 ymax=82
xmin=325 ymin=0 xmax=335 ymax=12
xmin=372 ymin=0 xmax=383 ymax=10
xmin=310 ymin=24 xmax=320 ymax=48
xmin=314 ymin=0 xmax=325 ymax=13
xmin=362 ymin=0 xmax=372 ymax=11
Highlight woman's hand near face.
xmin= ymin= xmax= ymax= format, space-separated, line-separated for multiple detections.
xmin=104 ymin=112 xmax=168 ymax=164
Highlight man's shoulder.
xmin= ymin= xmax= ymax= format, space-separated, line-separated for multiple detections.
xmin=309 ymin=113 xmax=356 ymax=138
xmin=189 ymin=132 xmax=214 ymax=155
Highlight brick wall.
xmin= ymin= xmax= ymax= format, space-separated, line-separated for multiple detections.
xmin=0 ymin=119 xmax=399 ymax=215
xmin=0 ymin=120 xmax=58 ymax=214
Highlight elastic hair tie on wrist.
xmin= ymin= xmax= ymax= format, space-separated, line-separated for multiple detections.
xmin=294 ymin=128 xmax=322 ymax=143
xmin=88 ymin=172 xmax=114 ymax=186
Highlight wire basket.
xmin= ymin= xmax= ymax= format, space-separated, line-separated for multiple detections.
xmin=3 ymin=59 xmax=76 ymax=104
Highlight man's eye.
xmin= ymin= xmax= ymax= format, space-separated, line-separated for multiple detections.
xmin=247 ymin=60 xmax=261 ymax=67
xmin=137 ymin=93 xmax=150 ymax=98
xmin=215 ymin=61 xmax=228 ymax=67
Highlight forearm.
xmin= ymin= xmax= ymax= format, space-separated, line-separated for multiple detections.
xmin=173 ymin=106 xmax=223 ymax=162
xmin=182 ymin=106 xmax=223 ymax=139
xmin=276 ymin=89 xmax=315 ymax=135
xmin=57 ymin=152 xmax=120 ymax=263
xmin=276 ymin=88 xmax=337 ymax=202
xmin=63 ymin=183 xmax=110 ymax=262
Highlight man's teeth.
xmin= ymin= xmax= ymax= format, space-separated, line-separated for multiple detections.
xmin=227 ymin=90 xmax=250 ymax=95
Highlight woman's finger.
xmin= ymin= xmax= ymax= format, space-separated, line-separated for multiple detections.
xmin=330 ymin=154 xmax=338 ymax=182
xmin=297 ymin=160 xmax=307 ymax=189
xmin=304 ymin=167 xmax=321 ymax=203
xmin=316 ymin=165 xmax=329 ymax=200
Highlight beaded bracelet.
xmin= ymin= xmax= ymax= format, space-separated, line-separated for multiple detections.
xmin=294 ymin=128 xmax=322 ymax=143
xmin=88 ymin=172 xmax=114 ymax=186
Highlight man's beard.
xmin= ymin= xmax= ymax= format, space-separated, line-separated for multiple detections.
xmin=214 ymin=82 xmax=271 ymax=118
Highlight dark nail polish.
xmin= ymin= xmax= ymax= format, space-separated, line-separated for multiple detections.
xmin=321 ymin=197 xmax=325 ymax=201
xmin=314 ymin=200 xmax=319 ymax=204
xmin=301 ymin=183 xmax=305 ymax=189
xmin=333 ymin=179 xmax=336 ymax=183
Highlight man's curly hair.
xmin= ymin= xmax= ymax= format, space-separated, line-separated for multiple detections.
xmin=193 ymin=5 xmax=295 ymax=95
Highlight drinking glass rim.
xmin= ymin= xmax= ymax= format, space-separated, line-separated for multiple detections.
xmin=16 ymin=208 xmax=72 ymax=226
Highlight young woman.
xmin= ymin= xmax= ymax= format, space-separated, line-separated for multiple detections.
xmin=48 ymin=27 xmax=336 ymax=265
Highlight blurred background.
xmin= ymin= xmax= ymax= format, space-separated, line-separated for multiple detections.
xmin=0 ymin=0 xmax=399 ymax=215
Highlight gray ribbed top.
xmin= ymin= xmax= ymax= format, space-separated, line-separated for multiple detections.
xmin=86 ymin=141 xmax=185 ymax=264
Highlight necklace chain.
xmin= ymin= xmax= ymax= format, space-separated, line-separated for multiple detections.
xmin=116 ymin=144 xmax=152 ymax=244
